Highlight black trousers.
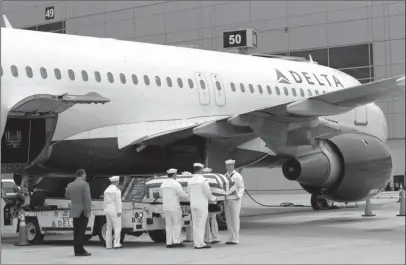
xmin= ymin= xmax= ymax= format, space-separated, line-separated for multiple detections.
xmin=73 ymin=211 xmax=88 ymax=254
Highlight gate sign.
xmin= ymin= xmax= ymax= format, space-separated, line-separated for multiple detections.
xmin=223 ymin=28 xmax=258 ymax=49
xmin=45 ymin=6 xmax=55 ymax=20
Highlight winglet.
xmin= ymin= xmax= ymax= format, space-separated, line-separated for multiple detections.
xmin=2 ymin=15 xmax=13 ymax=28
xmin=309 ymin=54 xmax=313 ymax=63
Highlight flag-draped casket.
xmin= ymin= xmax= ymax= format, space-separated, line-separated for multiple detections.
xmin=144 ymin=173 xmax=237 ymax=203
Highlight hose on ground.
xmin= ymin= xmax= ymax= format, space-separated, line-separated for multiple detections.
xmin=244 ymin=189 xmax=311 ymax=208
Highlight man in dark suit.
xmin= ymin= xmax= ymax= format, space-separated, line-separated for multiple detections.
xmin=65 ymin=169 xmax=92 ymax=256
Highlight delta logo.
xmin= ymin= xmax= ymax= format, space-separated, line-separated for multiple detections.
xmin=275 ymin=69 xmax=344 ymax=88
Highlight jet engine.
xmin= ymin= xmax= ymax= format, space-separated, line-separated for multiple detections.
xmin=282 ymin=133 xmax=392 ymax=202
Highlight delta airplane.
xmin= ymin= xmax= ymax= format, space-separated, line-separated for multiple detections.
xmin=1 ymin=17 xmax=404 ymax=209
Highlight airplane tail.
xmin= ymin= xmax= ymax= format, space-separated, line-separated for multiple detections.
xmin=2 ymin=14 xmax=13 ymax=28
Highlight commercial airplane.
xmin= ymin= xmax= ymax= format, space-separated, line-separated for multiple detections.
xmin=1 ymin=18 xmax=404 ymax=209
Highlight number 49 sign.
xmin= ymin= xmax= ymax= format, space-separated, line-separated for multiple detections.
xmin=45 ymin=6 xmax=55 ymax=20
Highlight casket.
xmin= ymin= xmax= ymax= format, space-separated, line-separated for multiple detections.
xmin=144 ymin=173 xmax=236 ymax=204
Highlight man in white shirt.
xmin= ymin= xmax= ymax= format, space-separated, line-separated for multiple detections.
xmin=159 ymin=168 xmax=188 ymax=248
xmin=187 ymin=163 xmax=217 ymax=249
xmin=224 ymin=159 xmax=245 ymax=245
xmin=103 ymin=176 xmax=123 ymax=249
xmin=202 ymin=167 xmax=221 ymax=244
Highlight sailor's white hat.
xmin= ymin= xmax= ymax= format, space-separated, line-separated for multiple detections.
xmin=109 ymin=176 xmax=120 ymax=182
xmin=167 ymin=168 xmax=177 ymax=174
xmin=193 ymin=163 xmax=204 ymax=168
xmin=225 ymin=159 xmax=236 ymax=165
xmin=202 ymin=167 xmax=212 ymax=173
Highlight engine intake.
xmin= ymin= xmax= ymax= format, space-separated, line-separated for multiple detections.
xmin=282 ymin=133 xmax=392 ymax=202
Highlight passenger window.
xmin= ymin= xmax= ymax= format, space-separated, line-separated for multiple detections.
xmin=188 ymin=79 xmax=194 ymax=89
xmin=95 ymin=71 xmax=101 ymax=82
xmin=177 ymin=78 xmax=183 ymax=88
xmin=249 ymin=84 xmax=254 ymax=93
xmin=199 ymin=80 xmax=206 ymax=90
xmin=40 ymin=67 xmax=48 ymax=79
xmin=292 ymin=88 xmax=297 ymax=97
xmin=267 ymin=85 xmax=272 ymax=94
xmin=155 ymin=76 xmax=161 ymax=86
xmin=166 ymin=77 xmax=172 ymax=87
xmin=215 ymin=81 xmax=222 ymax=91
xmin=11 ymin=65 xmax=18 ymax=77
xmin=300 ymin=88 xmax=305 ymax=97
xmin=132 ymin=74 xmax=138 ymax=85
xmin=315 ymin=90 xmax=320 ymax=95
xmin=240 ymin=83 xmax=245 ymax=93
xmin=307 ymin=89 xmax=312 ymax=97
xmin=26 ymin=66 xmax=33 ymax=78
xmin=107 ymin=72 xmax=114 ymax=83
xmin=275 ymin=86 xmax=281 ymax=95
xmin=144 ymin=75 xmax=150 ymax=86
xmin=284 ymin=87 xmax=289 ymax=96
xmin=120 ymin=73 xmax=127 ymax=84
xmin=68 ymin=69 xmax=75 ymax=80
xmin=230 ymin=82 xmax=236 ymax=92
xmin=54 ymin=68 xmax=62 ymax=80
xmin=81 ymin=70 xmax=88 ymax=82
xmin=258 ymin=85 xmax=263 ymax=94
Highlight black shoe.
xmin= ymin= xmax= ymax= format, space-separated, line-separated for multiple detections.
xmin=114 ymin=245 xmax=124 ymax=249
xmin=173 ymin=243 xmax=185 ymax=248
xmin=225 ymin=242 xmax=237 ymax=245
xmin=211 ymin=240 xmax=221 ymax=244
xmin=166 ymin=244 xmax=174 ymax=248
xmin=75 ymin=252 xmax=91 ymax=256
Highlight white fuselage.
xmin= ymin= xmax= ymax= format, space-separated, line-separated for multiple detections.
xmin=0 ymin=28 xmax=387 ymax=145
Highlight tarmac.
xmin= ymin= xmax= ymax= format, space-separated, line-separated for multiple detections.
xmin=1 ymin=191 xmax=405 ymax=264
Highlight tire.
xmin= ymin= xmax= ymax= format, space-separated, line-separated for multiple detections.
xmin=98 ymin=220 xmax=125 ymax=245
xmin=216 ymin=203 xmax=227 ymax=231
xmin=148 ymin=230 xmax=166 ymax=243
xmin=311 ymin=194 xmax=334 ymax=210
xmin=24 ymin=218 xmax=44 ymax=244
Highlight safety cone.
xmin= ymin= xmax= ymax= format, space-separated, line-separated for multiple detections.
xmin=14 ymin=211 xmax=30 ymax=246
xmin=362 ymin=198 xmax=375 ymax=217
xmin=397 ymin=190 xmax=405 ymax=217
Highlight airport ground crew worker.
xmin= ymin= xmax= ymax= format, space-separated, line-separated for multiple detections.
xmin=159 ymin=168 xmax=188 ymax=248
xmin=188 ymin=163 xmax=217 ymax=249
xmin=224 ymin=159 xmax=245 ymax=245
xmin=202 ymin=167 xmax=221 ymax=244
xmin=103 ymin=176 xmax=123 ymax=249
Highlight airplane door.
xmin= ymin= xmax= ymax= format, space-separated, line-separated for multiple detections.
xmin=354 ymin=105 xmax=368 ymax=125
xmin=195 ymin=72 xmax=210 ymax=105
xmin=210 ymin=74 xmax=226 ymax=106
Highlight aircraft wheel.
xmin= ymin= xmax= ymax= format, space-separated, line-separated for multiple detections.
xmin=311 ymin=194 xmax=334 ymax=210
xmin=148 ymin=229 xmax=166 ymax=243
xmin=25 ymin=218 xmax=44 ymax=244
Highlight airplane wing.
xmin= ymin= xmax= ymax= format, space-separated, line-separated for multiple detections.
xmin=122 ymin=75 xmax=404 ymax=147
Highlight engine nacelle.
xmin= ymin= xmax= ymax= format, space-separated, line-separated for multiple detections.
xmin=282 ymin=133 xmax=392 ymax=202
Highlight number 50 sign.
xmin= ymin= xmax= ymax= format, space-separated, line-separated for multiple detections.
xmin=223 ymin=29 xmax=258 ymax=49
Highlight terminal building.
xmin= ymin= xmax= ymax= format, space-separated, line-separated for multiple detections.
xmin=1 ymin=1 xmax=404 ymax=191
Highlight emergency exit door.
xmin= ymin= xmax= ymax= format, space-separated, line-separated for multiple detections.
xmin=354 ymin=105 xmax=368 ymax=126
xmin=210 ymin=74 xmax=226 ymax=106
xmin=195 ymin=72 xmax=210 ymax=105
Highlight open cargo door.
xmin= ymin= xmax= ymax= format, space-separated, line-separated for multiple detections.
xmin=1 ymin=92 xmax=110 ymax=173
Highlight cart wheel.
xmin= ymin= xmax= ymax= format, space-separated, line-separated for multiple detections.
xmin=98 ymin=221 xmax=125 ymax=245
xmin=148 ymin=229 xmax=166 ymax=243
xmin=25 ymin=218 xmax=44 ymax=244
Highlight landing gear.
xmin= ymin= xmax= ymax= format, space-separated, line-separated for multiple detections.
xmin=311 ymin=194 xmax=334 ymax=210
